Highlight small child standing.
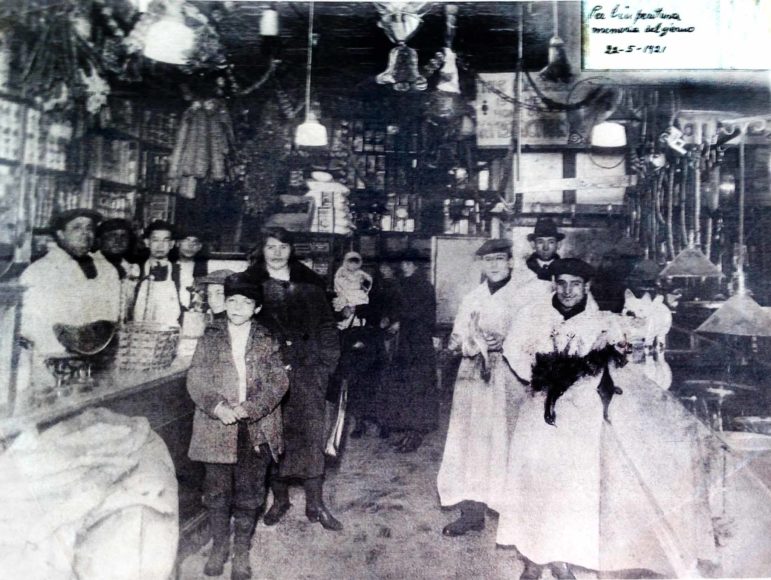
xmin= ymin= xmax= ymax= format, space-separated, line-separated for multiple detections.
xmin=333 ymin=251 xmax=373 ymax=311
xmin=187 ymin=273 xmax=289 ymax=580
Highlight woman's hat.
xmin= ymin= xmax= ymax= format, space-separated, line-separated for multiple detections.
xmin=398 ymin=247 xmax=429 ymax=263
xmin=527 ymin=217 xmax=565 ymax=241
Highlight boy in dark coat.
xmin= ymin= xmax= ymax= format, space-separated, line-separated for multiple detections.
xmin=187 ymin=273 xmax=289 ymax=580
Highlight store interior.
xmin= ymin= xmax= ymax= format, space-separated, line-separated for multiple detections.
xmin=0 ymin=1 xmax=769 ymax=578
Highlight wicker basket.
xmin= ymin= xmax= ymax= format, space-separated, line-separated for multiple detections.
xmin=116 ymin=322 xmax=180 ymax=372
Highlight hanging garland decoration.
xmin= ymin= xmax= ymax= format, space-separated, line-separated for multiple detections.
xmin=1 ymin=0 xmax=110 ymax=114
xmin=168 ymin=97 xmax=237 ymax=199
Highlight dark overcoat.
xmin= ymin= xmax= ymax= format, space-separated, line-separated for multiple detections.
xmin=187 ymin=318 xmax=289 ymax=464
xmin=382 ymin=270 xmax=439 ymax=432
xmin=243 ymin=261 xmax=340 ymax=479
xmin=525 ymin=252 xmax=561 ymax=281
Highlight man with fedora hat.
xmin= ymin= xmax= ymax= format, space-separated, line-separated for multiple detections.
xmin=526 ymin=217 xmax=565 ymax=281
xmin=438 ymin=237 xmax=547 ymax=537
xmin=20 ymin=208 xmax=120 ymax=362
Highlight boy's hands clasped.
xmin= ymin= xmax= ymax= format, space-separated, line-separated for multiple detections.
xmin=214 ymin=402 xmax=250 ymax=425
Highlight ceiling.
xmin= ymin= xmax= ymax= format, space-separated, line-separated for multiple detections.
xmin=114 ymin=1 xmax=767 ymax=116
xmin=188 ymin=1 xmax=559 ymax=96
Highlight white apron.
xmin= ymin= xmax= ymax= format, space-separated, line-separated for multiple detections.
xmin=496 ymin=296 xmax=719 ymax=575
xmin=437 ymin=271 xmax=549 ymax=508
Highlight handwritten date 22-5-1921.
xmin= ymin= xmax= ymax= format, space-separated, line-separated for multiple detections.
xmin=606 ymin=45 xmax=667 ymax=54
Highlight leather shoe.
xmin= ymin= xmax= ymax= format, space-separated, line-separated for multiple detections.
xmin=306 ymin=505 xmax=343 ymax=531
xmin=262 ymin=501 xmax=291 ymax=526
xmin=442 ymin=516 xmax=484 ymax=536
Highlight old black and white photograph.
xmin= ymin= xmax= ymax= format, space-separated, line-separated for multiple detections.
xmin=0 ymin=0 xmax=769 ymax=578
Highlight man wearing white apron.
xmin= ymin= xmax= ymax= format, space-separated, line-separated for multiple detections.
xmin=437 ymin=238 xmax=549 ymax=536
xmin=133 ymin=220 xmax=181 ymax=327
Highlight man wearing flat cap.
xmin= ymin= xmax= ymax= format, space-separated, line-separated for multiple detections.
xmin=20 ymin=208 xmax=120 ymax=365
xmin=495 ymin=258 xmax=628 ymax=579
xmin=525 ymin=217 xmax=565 ymax=281
xmin=437 ymin=237 xmax=547 ymax=537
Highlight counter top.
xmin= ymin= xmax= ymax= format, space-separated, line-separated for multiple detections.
xmin=0 ymin=357 xmax=192 ymax=440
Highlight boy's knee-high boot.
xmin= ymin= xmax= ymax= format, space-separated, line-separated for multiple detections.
xmin=231 ymin=508 xmax=257 ymax=580
xmin=262 ymin=478 xmax=291 ymax=526
xmin=204 ymin=508 xmax=231 ymax=576
xmin=304 ymin=477 xmax=343 ymax=531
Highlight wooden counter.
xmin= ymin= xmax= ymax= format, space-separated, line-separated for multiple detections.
xmin=0 ymin=358 xmax=207 ymax=560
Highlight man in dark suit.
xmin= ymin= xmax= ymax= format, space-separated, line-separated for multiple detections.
xmin=525 ymin=217 xmax=565 ymax=281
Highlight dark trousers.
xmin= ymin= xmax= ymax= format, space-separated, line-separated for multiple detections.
xmin=203 ymin=424 xmax=273 ymax=513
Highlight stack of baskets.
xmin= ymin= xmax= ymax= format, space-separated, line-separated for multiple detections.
xmin=116 ymin=322 xmax=180 ymax=372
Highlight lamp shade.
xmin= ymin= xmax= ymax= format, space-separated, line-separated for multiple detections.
xmin=696 ymin=293 xmax=771 ymax=337
xmin=260 ymin=8 xmax=279 ymax=36
xmin=143 ymin=10 xmax=195 ymax=64
xmin=295 ymin=113 xmax=328 ymax=147
xmin=658 ymin=247 xmax=723 ymax=278
xmin=590 ymin=122 xmax=627 ymax=148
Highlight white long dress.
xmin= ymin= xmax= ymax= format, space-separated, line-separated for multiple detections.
xmin=496 ymin=295 xmax=720 ymax=576
xmin=437 ymin=270 xmax=549 ymax=509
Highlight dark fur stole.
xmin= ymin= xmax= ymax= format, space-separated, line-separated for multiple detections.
xmin=530 ymin=345 xmax=627 ymax=426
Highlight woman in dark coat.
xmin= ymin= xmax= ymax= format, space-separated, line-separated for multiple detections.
xmin=382 ymin=249 xmax=438 ymax=452
xmin=242 ymin=227 xmax=342 ymax=531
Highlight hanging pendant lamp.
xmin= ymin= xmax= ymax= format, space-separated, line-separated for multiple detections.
xmin=295 ymin=1 xmax=327 ymax=147
xmin=143 ymin=0 xmax=197 ymax=65
xmin=697 ymin=133 xmax=771 ymax=337
xmin=539 ymin=0 xmax=574 ymax=84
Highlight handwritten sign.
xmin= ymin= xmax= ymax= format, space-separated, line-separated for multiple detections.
xmin=582 ymin=0 xmax=770 ymax=70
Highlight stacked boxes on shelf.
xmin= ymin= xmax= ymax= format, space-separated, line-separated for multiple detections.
xmin=92 ymin=136 xmax=138 ymax=185
xmin=0 ymin=99 xmax=23 ymax=161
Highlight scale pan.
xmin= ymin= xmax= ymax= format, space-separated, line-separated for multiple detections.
xmin=54 ymin=320 xmax=117 ymax=356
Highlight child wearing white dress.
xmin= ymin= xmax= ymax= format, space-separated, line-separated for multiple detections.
xmin=333 ymin=252 xmax=372 ymax=311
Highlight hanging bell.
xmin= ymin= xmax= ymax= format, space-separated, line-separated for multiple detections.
xmin=376 ymin=44 xmax=426 ymax=92
xmin=539 ymin=36 xmax=573 ymax=84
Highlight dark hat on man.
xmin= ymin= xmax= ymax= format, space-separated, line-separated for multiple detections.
xmin=224 ymin=272 xmax=263 ymax=304
xmin=551 ymin=258 xmax=594 ymax=281
xmin=50 ymin=208 xmax=102 ymax=232
xmin=476 ymin=238 xmax=513 ymax=256
xmin=96 ymin=218 xmax=132 ymax=237
xmin=197 ymin=269 xmax=235 ymax=286
xmin=143 ymin=220 xmax=176 ymax=239
xmin=527 ymin=217 xmax=565 ymax=242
